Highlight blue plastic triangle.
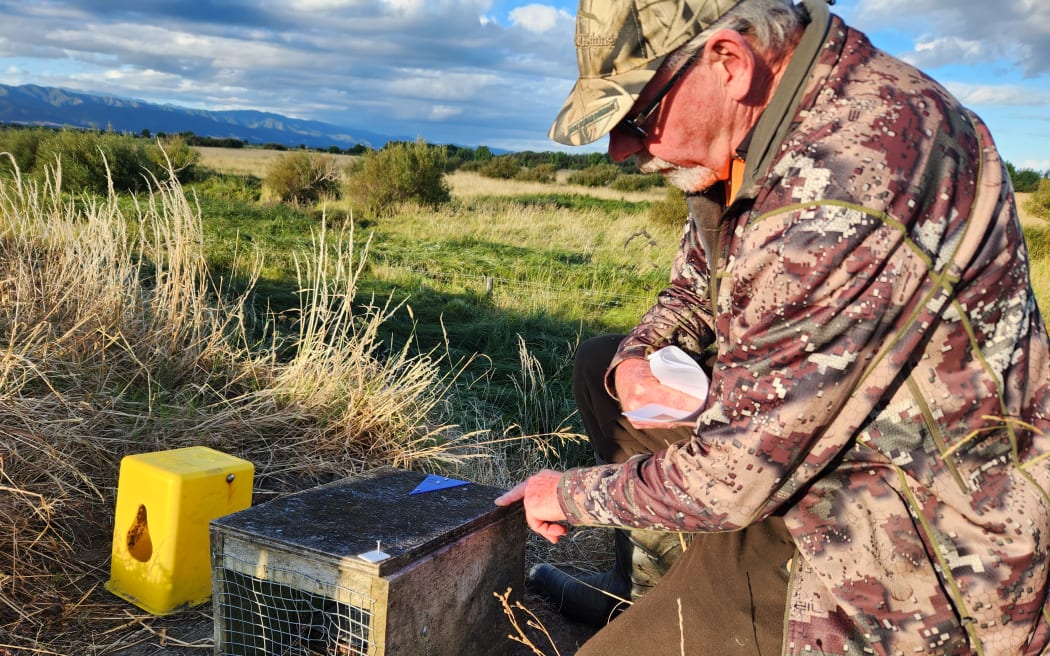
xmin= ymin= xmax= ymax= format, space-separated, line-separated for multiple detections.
xmin=410 ymin=474 xmax=470 ymax=495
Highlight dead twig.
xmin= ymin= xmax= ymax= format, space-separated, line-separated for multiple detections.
xmin=495 ymin=587 xmax=561 ymax=656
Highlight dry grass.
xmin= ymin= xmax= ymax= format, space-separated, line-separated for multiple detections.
xmin=0 ymin=159 xmax=555 ymax=653
xmin=1016 ymin=193 xmax=1050 ymax=315
xmin=1017 ymin=192 xmax=1040 ymax=227
xmin=448 ymin=170 xmax=665 ymax=204
xmin=194 ymin=146 xmax=359 ymax=178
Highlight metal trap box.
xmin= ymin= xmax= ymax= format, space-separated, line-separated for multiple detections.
xmin=209 ymin=467 xmax=525 ymax=656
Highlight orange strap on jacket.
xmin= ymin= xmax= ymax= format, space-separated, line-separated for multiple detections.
xmin=726 ymin=156 xmax=746 ymax=205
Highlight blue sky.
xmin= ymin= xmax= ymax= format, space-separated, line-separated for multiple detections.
xmin=0 ymin=0 xmax=1047 ymax=171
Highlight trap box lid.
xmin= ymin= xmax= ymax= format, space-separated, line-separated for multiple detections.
xmin=210 ymin=467 xmax=519 ymax=577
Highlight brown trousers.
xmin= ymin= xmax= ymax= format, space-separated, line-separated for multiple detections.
xmin=572 ymin=335 xmax=794 ymax=656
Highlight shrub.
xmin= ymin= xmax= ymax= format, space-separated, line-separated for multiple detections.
xmin=344 ymin=139 xmax=450 ymax=216
xmin=1026 ymin=178 xmax=1050 ymax=221
xmin=445 ymin=153 xmax=467 ymax=172
xmin=0 ymin=126 xmax=48 ymax=178
xmin=611 ymin=172 xmax=665 ymax=192
xmin=264 ymin=151 xmax=343 ymax=206
xmin=1007 ymin=162 xmax=1043 ymax=193
xmin=148 ymin=135 xmax=201 ymax=182
xmin=649 ymin=187 xmax=689 ymax=228
xmin=567 ymin=163 xmax=621 ymax=187
xmin=515 ymin=163 xmax=558 ymax=184
xmin=33 ymin=129 xmax=161 ymax=195
xmin=479 ymin=155 xmax=521 ymax=180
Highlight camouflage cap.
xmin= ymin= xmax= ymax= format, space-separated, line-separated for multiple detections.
xmin=549 ymin=0 xmax=741 ymax=146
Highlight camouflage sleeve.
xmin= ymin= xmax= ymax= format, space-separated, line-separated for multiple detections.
xmin=560 ymin=198 xmax=921 ymax=531
xmin=606 ymin=192 xmax=722 ymax=392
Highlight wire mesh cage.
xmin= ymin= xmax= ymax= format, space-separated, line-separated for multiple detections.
xmin=210 ymin=467 xmax=525 ymax=656
xmin=215 ymin=551 xmax=375 ymax=655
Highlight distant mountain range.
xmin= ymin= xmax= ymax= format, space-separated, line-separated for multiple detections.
xmin=0 ymin=83 xmax=413 ymax=150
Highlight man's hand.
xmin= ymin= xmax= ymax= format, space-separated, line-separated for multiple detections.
xmin=615 ymin=357 xmax=704 ymax=429
xmin=494 ymin=469 xmax=570 ymax=544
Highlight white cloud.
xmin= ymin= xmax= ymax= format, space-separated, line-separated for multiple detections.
xmin=378 ymin=0 xmax=493 ymax=20
xmin=427 ymin=104 xmax=462 ymax=120
xmin=47 ymin=24 xmax=310 ymax=73
xmin=944 ymin=82 xmax=1050 ymax=107
xmin=1017 ymin=159 xmax=1050 ymax=173
xmin=2 ymin=68 xmax=28 ymax=86
xmin=850 ymin=0 xmax=1050 ymax=75
xmin=906 ymin=36 xmax=990 ymax=69
xmin=290 ymin=0 xmax=367 ymax=10
xmin=509 ymin=4 xmax=570 ymax=34
xmin=392 ymin=69 xmax=494 ymax=95
xmin=95 ymin=67 xmax=230 ymax=98
xmin=382 ymin=0 xmax=425 ymax=14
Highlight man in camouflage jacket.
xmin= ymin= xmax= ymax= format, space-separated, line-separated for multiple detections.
xmin=497 ymin=0 xmax=1050 ymax=653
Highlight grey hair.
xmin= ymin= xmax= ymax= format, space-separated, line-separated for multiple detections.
xmin=670 ymin=0 xmax=808 ymax=65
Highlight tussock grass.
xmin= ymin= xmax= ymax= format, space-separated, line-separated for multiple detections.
xmin=0 ymin=160 xmax=536 ymax=652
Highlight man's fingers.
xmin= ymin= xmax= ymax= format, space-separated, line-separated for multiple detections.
xmin=494 ymin=480 xmax=527 ymax=506
xmin=535 ymin=520 xmax=568 ymax=544
xmin=495 ymin=469 xmax=570 ymax=543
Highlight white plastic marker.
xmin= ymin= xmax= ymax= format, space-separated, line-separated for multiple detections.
xmin=359 ymin=540 xmax=391 ymax=563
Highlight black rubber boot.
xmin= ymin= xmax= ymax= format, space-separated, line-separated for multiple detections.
xmin=526 ymin=529 xmax=633 ymax=626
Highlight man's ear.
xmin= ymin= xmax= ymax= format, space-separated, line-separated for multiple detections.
xmin=704 ymin=29 xmax=755 ymax=102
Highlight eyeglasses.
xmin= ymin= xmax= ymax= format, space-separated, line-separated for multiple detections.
xmin=618 ymin=49 xmax=703 ymax=140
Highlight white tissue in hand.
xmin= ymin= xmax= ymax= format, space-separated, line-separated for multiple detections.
xmin=622 ymin=403 xmax=697 ymax=423
xmin=647 ymin=345 xmax=709 ymax=402
xmin=621 ymin=347 xmax=710 ymax=424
